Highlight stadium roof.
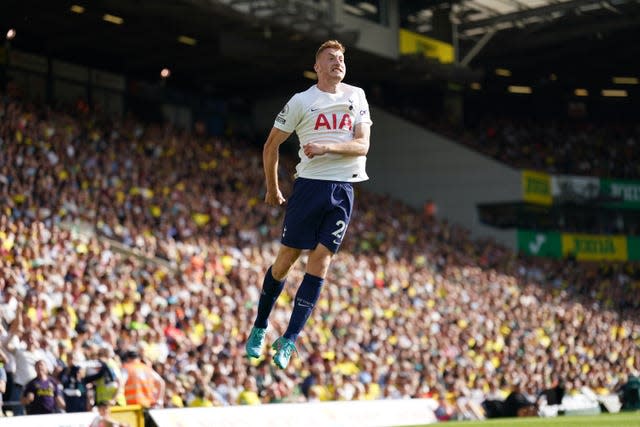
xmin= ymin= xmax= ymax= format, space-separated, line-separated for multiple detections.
xmin=401 ymin=0 xmax=640 ymax=81
xmin=1 ymin=0 xmax=640 ymax=95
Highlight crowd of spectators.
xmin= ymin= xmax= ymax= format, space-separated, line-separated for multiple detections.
xmin=461 ymin=116 xmax=640 ymax=180
xmin=0 ymin=92 xmax=638 ymax=421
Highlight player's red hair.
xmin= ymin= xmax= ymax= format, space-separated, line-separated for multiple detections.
xmin=315 ymin=40 xmax=345 ymax=60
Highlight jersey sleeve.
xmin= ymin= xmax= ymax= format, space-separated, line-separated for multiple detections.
xmin=354 ymin=88 xmax=372 ymax=127
xmin=54 ymin=380 xmax=64 ymax=398
xmin=273 ymin=93 xmax=303 ymax=133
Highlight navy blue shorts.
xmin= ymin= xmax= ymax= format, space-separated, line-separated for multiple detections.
xmin=281 ymin=178 xmax=354 ymax=253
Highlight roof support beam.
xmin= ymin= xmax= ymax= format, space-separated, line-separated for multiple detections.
xmin=459 ymin=0 xmax=602 ymax=31
xmin=488 ymin=13 xmax=640 ymax=54
xmin=460 ymin=28 xmax=495 ymax=66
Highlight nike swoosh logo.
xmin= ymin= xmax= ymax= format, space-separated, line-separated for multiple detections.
xmin=296 ymin=298 xmax=314 ymax=308
xmin=310 ymin=108 xmax=319 ymax=111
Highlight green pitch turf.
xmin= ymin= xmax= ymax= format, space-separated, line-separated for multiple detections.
xmin=402 ymin=412 xmax=640 ymax=427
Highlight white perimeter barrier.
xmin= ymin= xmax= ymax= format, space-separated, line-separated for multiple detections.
xmin=149 ymin=398 xmax=439 ymax=427
xmin=0 ymin=411 xmax=97 ymax=426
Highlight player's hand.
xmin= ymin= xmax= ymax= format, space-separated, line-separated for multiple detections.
xmin=303 ymin=142 xmax=328 ymax=159
xmin=265 ymin=189 xmax=286 ymax=206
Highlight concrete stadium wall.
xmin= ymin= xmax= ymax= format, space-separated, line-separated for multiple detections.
xmin=364 ymin=108 xmax=519 ymax=248
xmin=333 ymin=0 xmax=400 ymax=59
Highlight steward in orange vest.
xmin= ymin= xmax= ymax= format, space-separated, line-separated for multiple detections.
xmin=121 ymin=350 xmax=165 ymax=408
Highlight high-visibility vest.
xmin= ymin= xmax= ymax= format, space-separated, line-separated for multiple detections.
xmin=123 ymin=360 xmax=156 ymax=407
xmin=95 ymin=360 xmax=126 ymax=406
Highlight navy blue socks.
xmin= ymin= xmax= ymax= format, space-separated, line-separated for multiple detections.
xmin=254 ymin=267 xmax=286 ymax=329
xmin=283 ymin=273 xmax=324 ymax=342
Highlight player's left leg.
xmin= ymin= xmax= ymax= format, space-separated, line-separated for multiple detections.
xmin=284 ymin=243 xmax=332 ymax=342
xmin=273 ymin=244 xmax=333 ymax=369
xmin=247 ymin=245 xmax=302 ymax=359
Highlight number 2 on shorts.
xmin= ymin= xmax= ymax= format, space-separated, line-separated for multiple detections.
xmin=332 ymin=220 xmax=346 ymax=245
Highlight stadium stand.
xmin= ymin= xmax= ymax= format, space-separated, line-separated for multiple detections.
xmin=0 ymin=88 xmax=638 ymax=423
xmin=384 ymin=101 xmax=640 ymax=180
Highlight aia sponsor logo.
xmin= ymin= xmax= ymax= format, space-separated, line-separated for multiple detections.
xmin=313 ymin=113 xmax=352 ymax=131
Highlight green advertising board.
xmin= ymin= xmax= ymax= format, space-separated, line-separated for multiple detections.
xmin=519 ymin=230 xmax=640 ymax=261
xmin=628 ymin=236 xmax=640 ymax=261
xmin=601 ymin=179 xmax=640 ymax=209
xmin=517 ymin=230 xmax=562 ymax=258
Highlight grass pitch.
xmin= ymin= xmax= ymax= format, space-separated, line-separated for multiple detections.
xmin=403 ymin=412 xmax=640 ymax=427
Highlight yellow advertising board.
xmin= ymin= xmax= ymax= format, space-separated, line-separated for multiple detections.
xmin=562 ymin=233 xmax=628 ymax=261
xmin=399 ymin=29 xmax=454 ymax=64
xmin=522 ymin=170 xmax=552 ymax=205
xmin=112 ymin=404 xmax=144 ymax=427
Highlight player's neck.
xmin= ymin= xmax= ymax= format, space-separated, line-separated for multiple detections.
xmin=316 ymin=80 xmax=341 ymax=94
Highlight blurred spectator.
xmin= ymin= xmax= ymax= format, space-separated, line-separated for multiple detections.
xmin=537 ymin=378 xmax=565 ymax=407
xmin=84 ymin=346 xmax=125 ymax=407
xmin=187 ymin=386 xmax=215 ymax=407
xmin=237 ymin=376 xmax=261 ymax=405
xmin=21 ymin=360 xmax=65 ymax=415
xmin=121 ymin=350 xmax=164 ymax=408
xmin=210 ymin=371 xmax=235 ymax=406
xmin=0 ymin=347 xmax=6 ymax=416
xmin=619 ymin=373 xmax=640 ymax=411
xmin=482 ymin=380 xmax=537 ymax=419
xmin=423 ymin=199 xmax=437 ymax=220
xmin=5 ymin=305 xmax=53 ymax=415
xmin=58 ymin=352 xmax=89 ymax=412
xmin=0 ymin=324 xmax=18 ymax=416
xmin=163 ymin=379 xmax=185 ymax=408
xmin=434 ymin=395 xmax=456 ymax=421
xmin=503 ymin=381 xmax=538 ymax=417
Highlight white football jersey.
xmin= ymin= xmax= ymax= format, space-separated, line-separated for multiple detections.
xmin=274 ymin=83 xmax=372 ymax=182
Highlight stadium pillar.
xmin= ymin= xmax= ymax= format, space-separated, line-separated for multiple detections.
xmin=444 ymin=89 xmax=463 ymax=126
xmin=0 ymin=37 xmax=14 ymax=93
xmin=46 ymin=57 xmax=54 ymax=105
xmin=431 ymin=3 xmax=453 ymax=44
xmin=0 ymin=45 xmax=6 ymax=92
